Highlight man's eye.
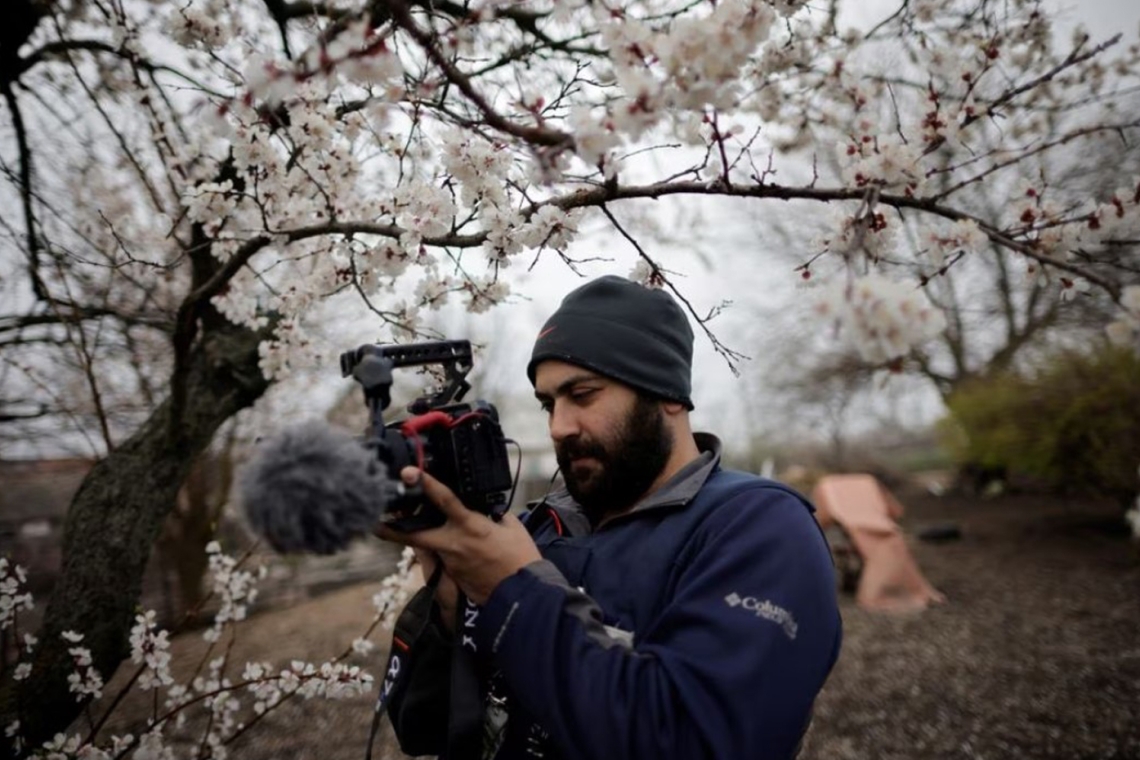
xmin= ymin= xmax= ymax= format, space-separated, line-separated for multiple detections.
xmin=539 ymin=400 xmax=553 ymax=414
xmin=571 ymin=388 xmax=597 ymax=402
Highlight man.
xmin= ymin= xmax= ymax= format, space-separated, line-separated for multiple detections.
xmin=377 ymin=275 xmax=842 ymax=760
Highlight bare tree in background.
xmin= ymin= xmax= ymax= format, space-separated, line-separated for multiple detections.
xmin=739 ymin=81 xmax=1140 ymax=442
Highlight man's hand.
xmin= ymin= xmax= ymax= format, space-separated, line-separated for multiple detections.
xmin=376 ymin=467 xmax=542 ymax=606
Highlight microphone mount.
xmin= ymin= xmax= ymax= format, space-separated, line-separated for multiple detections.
xmin=339 ymin=339 xmax=474 ymax=423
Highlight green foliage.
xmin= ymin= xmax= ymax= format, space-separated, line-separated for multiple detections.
xmin=890 ymin=439 xmax=957 ymax=474
xmin=942 ymin=345 xmax=1140 ymax=506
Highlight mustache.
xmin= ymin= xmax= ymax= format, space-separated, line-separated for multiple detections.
xmin=555 ymin=436 xmax=607 ymax=465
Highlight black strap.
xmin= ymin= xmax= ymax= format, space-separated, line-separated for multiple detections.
xmin=446 ymin=593 xmax=485 ymax=760
xmin=364 ymin=564 xmax=443 ymax=760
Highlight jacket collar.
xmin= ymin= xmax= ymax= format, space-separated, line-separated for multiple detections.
xmin=534 ymin=433 xmax=723 ymax=529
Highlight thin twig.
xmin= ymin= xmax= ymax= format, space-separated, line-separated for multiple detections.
xmin=599 ymin=204 xmax=748 ymax=375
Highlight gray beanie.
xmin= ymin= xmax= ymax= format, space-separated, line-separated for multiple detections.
xmin=526 ymin=276 xmax=695 ymax=409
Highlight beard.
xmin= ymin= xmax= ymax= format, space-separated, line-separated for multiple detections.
xmin=555 ymin=393 xmax=674 ymax=523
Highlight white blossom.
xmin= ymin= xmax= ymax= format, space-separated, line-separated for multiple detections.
xmin=1059 ymin=276 xmax=1091 ymax=302
xmin=372 ymin=546 xmax=420 ymax=630
xmin=257 ymin=317 xmax=322 ymax=381
xmin=0 ymin=559 xmax=34 ymax=630
xmin=518 ymin=207 xmax=581 ymax=252
xmin=482 ymin=207 xmax=527 ymax=264
xmin=132 ymin=730 xmax=175 ymax=760
xmin=1126 ymin=496 xmax=1140 ymax=540
xmin=129 ymin=611 xmax=175 ymax=690
xmin=568 ymin=106 xmax=622 ymax=168
xmin=629 ymin=260 xmax=666 ymax=288
xmin=6 ymin=719 xmax=23 ymax=756
xmin=394 ymin=182 xmax=458 ymax=240
xmin=165 ymin=6 xmax=226 ymax=49
xmin=838 ymin=138 xmax=925 ymax=191
xmin=1122 ymin=285 xmax=1140 ymax=317
xmin=66 ymin=642 xmax=104 ymax=700
xmin=815 ymin=274 xmax=947 ymax=363
xmin=414 ymin=274 xmax=458 ymax=311
xmin=923 ymin=218 xmax=987 ymax=268
xmin=463 ymin=278 xmax=511 ymax=314
xmin=815 ymin=205 xmax=898 ymax=263
xmin=441 ymin=130 xmax=514 ymax=210
xmin=164 ymin=683 xmax=192 ymax=714
xmin=1106 ymin=284 xmax=1140 ymax=348
xmin=242 ymin=55 xmax=296 ymax=105
xmin=201 ymin=542 xmax=263 ymax=643
xmin=41 ymin=732 xmax=83 ymax=759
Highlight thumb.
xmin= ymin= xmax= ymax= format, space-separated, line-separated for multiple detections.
xmin=401 ymin=466 xmax=470 ymax=523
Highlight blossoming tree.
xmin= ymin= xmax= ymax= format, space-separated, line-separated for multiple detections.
xmin=2 ymin=0 xmax=1139 ymax=754
xmin=749 ymin=64 xmax=1140 ymax=415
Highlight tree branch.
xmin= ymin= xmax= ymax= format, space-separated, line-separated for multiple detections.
xmin=0 ymin=404 xmax=50 ymax=423
xmin=599 ymin=203 xmax=748 ymax=374
xmin=387 ymin=0 xmax=574 ymax=150
xmin=266 ymin=178 xmax=1121 ymax=297
xmin=961 ymin=34 xmax=1124 ymax=130
xmin=933 ymin=120 xmax=1140 ymax=200
xmin=0 ymin=307 xmax=172 ymax=336
xmin=0 ymin=78 xmax=47 ymax=300
xmin=12 ymin=39 xmax=225 ymax=97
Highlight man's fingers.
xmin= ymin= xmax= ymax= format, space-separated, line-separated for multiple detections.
xmin=400 ymin=466 xmax=472 ymax=523
xmin=375 ymin=523 xmax=416 ymax=545
xmin=375 ymin=467 xmax=486 ymax=549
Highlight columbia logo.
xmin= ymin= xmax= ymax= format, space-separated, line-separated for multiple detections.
xmin=722 ymin=593 xmax=799 ymax=640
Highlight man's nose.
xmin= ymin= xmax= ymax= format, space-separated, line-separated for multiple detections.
xmin=547 ymin=401 xmax=580 ymax=442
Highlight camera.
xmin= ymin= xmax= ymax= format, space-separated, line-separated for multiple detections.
xmin=339 ymin=340 xmax=514 ymax=532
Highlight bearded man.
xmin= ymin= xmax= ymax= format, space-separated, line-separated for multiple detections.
xmin=377 ymin=275 xmax=842 ymax=760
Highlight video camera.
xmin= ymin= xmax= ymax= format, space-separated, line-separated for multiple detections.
xmin=339 ymin=340 xmax=514 ymax=532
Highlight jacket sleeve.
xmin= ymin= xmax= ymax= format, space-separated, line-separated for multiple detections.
xmin=473 ymin=486 xmax=842 ymax=760
xmin=385 ymin=603 xmax=453 ymax=756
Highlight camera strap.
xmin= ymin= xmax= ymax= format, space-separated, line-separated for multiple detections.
xmin=446 ymin=594 xmax=485 ymax=760
xmin=364 ymin=563 xmax=443 ymax=760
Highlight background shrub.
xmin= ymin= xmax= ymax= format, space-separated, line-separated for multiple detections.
xmin=943 ymin=345 xmax=1140 ymax=507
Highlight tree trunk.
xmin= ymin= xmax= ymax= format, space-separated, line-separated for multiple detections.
xmin=158 ymin=445 xmax=236 ymax=622
xmin=0 ymin=317 xmax=271 ymax=753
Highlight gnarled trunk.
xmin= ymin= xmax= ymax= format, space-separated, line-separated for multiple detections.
xmin=0 ymin=318 xmax=271 ymax=752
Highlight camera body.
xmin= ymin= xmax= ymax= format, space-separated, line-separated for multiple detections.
xmin=340 ymin=340 xmax=513 ymax=532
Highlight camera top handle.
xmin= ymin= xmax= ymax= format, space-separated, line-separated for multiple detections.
xmin=338 ymin=339 xmax=475 ymax=420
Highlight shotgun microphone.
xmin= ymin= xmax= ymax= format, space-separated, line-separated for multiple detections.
xmin=238 ymin=421 xmax=400 ymax=554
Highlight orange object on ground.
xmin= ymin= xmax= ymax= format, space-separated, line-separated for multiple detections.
xmin=811 ymin=474 xmax=946 ymax=612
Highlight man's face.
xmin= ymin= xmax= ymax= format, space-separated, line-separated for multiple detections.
xmin=534 ymin=361 xmax=673 ymax=519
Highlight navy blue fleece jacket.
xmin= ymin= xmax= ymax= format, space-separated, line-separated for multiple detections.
xmin=390 ymin=435 xmax=841 ymax=760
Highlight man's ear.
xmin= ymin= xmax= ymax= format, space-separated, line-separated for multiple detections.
xmin=662 ymin=400 xmax=687 ymax=416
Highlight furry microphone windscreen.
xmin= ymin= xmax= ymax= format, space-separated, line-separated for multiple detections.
xmin=238 ymin=421 xmax=396 ymax=555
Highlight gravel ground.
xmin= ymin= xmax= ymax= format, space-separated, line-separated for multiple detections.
xmin=801 ymin=488 xmax=1140 ymax=760
xmin=100 ymin=487 xmax=1140 ymax=760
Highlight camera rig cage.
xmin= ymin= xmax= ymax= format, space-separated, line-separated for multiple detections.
xmin=339 ymin=340 xmax=514 ymax=532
